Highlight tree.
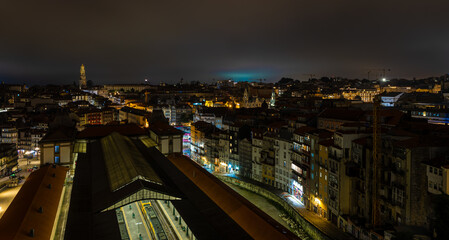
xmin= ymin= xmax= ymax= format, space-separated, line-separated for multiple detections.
xmin=261 ymin=100 xmax=268 ymax=109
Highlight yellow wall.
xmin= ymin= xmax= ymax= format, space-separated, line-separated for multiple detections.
xmin=262 ymin=164 xmax=275 ymax=186
xmin=317 ymin=144 xmax=329 ymax=218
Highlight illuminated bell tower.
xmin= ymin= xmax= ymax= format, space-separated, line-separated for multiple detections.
xmin=269 ymin=90 xmax=276 ymax=108
xmin=79 ymin=64 xmax=87 ymax=89
xmin=243 ymin=88 xmax=249 ymax=108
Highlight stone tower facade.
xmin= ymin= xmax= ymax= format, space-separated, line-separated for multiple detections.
xmin=79 ymin=64 xmax=87 ymax=89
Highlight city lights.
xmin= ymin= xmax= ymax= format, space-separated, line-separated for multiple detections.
xmin=0 ymin=2 xmax=448 ymax=239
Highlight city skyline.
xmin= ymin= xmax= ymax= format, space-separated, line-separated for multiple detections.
xmin=2 ymin=1 xmax=449 ymax=239
xmin=1 ymin=1 xmax=449 ymax=84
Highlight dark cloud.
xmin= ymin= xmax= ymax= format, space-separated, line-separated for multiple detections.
xmin=0 ymin=0 xmax=448 ymax=84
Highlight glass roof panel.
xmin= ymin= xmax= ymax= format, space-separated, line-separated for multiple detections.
xmin=101 ymin=132 xmax=163 ymax=192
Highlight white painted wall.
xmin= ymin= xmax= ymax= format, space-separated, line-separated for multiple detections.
xmin=42 ymin=144 xmax=54 ymax=165
xmin=160 ymin=137 xmax=169 ymax=154
xmin=60 ymin=143 xmax=71 ymax=163
xmin=173 ymin=136 xmax=182 ymax=153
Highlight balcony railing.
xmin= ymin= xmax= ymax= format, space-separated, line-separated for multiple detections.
xmin=329 ymin=182 xmax=339 ymax=189
xmin=291 ymin=171 xmax=307 ymax=180
xmin=291 ymin=147 xmax=311 ymax=156
xmin=328 ymin=153 xmax=341 ymax=161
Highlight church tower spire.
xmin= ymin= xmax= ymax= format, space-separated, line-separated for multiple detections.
xmin=79 ymin=64 xmax=87 ymax=89
xmin=270 ymin=90 xmax=276 ymax=108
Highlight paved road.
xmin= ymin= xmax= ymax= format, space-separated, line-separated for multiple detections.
xmin=0 ymin=158 xmax=40 ymax=219
xmin=0 ymin=186 xmax=20 ymax=218
xmin=122 ymin=202 xmax=153 ymax=240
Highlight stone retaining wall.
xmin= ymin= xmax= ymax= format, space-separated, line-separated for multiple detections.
xmin=217 ymin=175 xmax=333 ymax=240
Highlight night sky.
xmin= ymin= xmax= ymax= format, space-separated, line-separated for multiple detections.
xmin=1 ymin=1 xmax=448 ymax=85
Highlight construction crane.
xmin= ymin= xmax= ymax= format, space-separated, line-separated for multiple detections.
xmin=372 ymin=95 xmax=381 ymax=227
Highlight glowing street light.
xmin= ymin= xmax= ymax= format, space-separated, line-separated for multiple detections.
xmin=382 ymin=78 xmax=387 ymax=82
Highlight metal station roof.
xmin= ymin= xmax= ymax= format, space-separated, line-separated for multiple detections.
xmin=100 ymin=132 xmax=163 ymax=192
xmin=73 ymin=140 xmax=86 ymax=153
xmin=139 ymin=136 xmax=158 ymax=148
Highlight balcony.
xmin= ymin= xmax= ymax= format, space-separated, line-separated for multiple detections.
xmin=329 ymin=181 xmax=338 ymax=189
xmin=291 ymin=147 xmax=311 ymax=157
xmin=390 ymin=165 xmax=405 ymax=176
xmin=328 ymin=152 xmax=341 ymax=161
xmin=291 ymin=170 xmax=307 ymax=180
xmin=392 ymin=181 xmax=405 ymax=190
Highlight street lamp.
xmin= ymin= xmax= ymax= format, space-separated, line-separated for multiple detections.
xmin=314 ymin=197 xmax=321 ymax=205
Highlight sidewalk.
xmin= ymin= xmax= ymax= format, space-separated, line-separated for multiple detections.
xmin=218 ymin=173 xmax=354 ymax=240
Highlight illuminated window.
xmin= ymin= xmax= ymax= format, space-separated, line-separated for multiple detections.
xmin=55 ymin=156 xmax=60 ymax=164
xmin=55 ymin=145 xmax=60 ymax=153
